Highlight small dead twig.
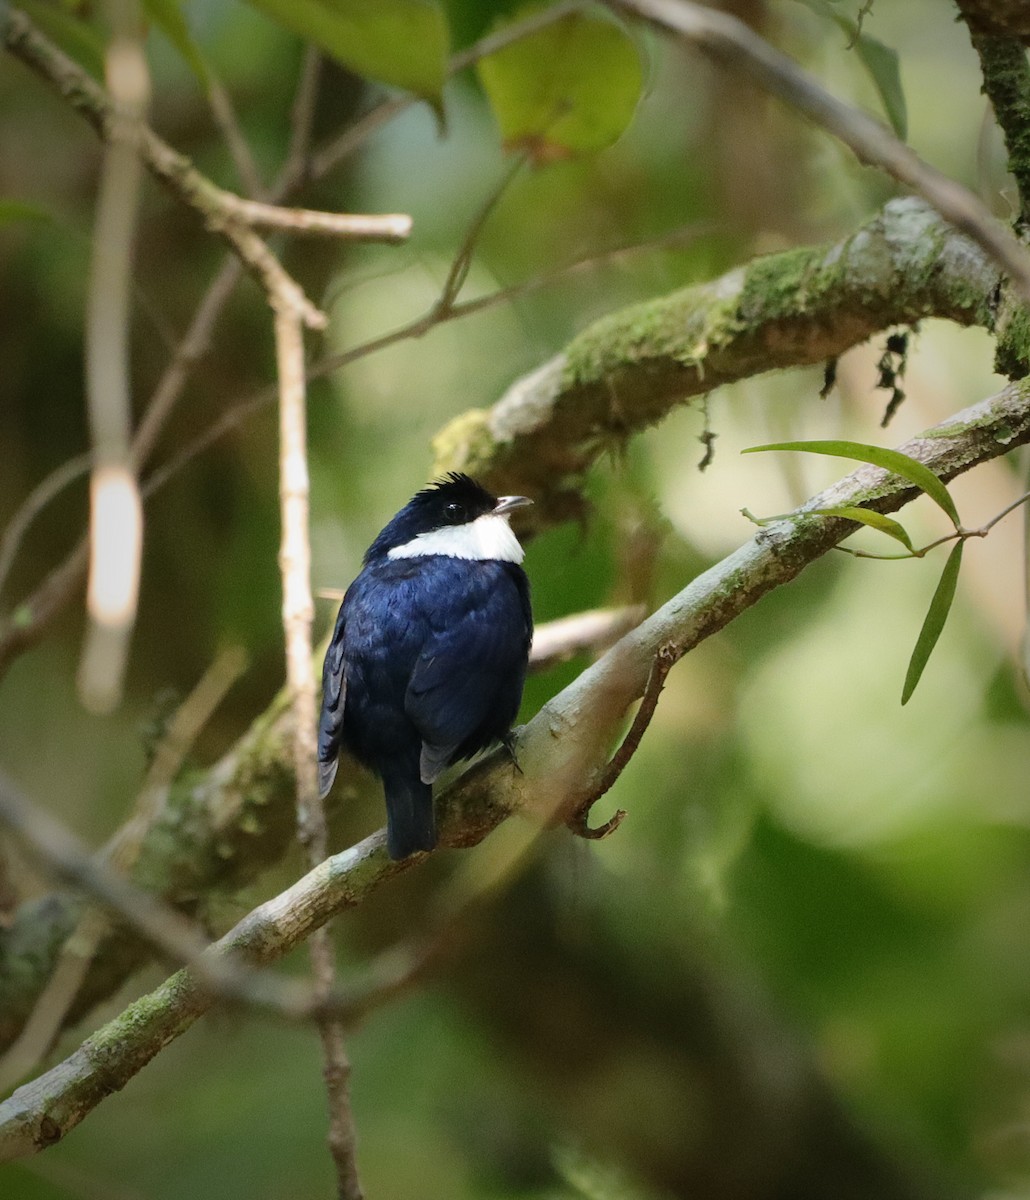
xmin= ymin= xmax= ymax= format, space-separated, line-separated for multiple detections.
xmin=566 ymin=643 xmax=677 ymax=839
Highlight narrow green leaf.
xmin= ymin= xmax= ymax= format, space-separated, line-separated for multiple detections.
xmin=142 ymin=0 xmax=208 ymax=83
xmin=810 ymin=505 xmax=915 ymax=551
xmin=0 ymin=199 xmax=52 ymax=227
xmin=791 ymin=0 xmax=907 ymax=138
xmin=901 ymin=541 xmax=964 ymax=705
xmin=743 ymin=440 xmax=960 ymax=527
xmin=852 ymin=30 xmax=907 ymax=140
xmin=242 ymin=0 xmax=448 ymax=102
xmin=477 ymin=6 xmax=644 ymax=163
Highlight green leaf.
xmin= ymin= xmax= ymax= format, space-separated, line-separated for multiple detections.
xmin=142 ymin=0 xmax=208 ymax=83
xmin=242 ymin=0 xmax=448 ymax=103
xmin=743 ymin=440 xmax=960 ymax=527
xmin=477 ymin=6 xmax=644 ymax=163
xmin=791 ymin=0 xmax=907 ymax=138
xmin=852 ymin=29 xmax=907 ymax=140
xmin=809 ymin=505 xmax=915 ymax=552
xmin=0 ymin=199 xmax=52 ymax=227
xmin=17 ymin=0 xmax=106 ymax=79
xmin=901 ymin=541 xmax=963 ymax=705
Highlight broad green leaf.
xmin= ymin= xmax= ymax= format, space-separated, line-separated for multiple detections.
xmin=743 ymin=440 xmax=960 ymax=527
xmin=0 ymin=199 xmax=51 ymax=226
xmin=477 ymin=6 xmax=644 ymax=163
xmin=18 ymin=0 xmax=105 ymax=79
xmin=143 ymin=0 xmax=208 ymax=83
xmin=901 ymin=541 xmax=963 ymax=705
xmin=791 ymin=0 xmax=907 ymax=138
xmin=243 ymin=0 xmax=448 ymax=103
xmin=810 ymin=505 xmax=915 ymax=552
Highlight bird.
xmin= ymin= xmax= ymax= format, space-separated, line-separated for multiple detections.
xmin=317 ymin=473 xmax=533 ymax=860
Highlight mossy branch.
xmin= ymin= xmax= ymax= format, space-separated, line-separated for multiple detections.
xmin=3 ymin=377 xmax=1030 ymax=1159
xmin=432 ymin=197 xmax=1006 ymax=528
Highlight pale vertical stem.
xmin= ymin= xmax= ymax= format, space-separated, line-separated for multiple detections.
xmin=78 ymin=0 xmax=148 ymax=713
xmin=273 ymin=303 xmax=363 ymax=1200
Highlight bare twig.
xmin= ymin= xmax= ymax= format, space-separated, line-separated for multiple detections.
xmin=0 ymin=455 xmax=90 ymax=606
xmin=608 ymin=0 xmax=1030 ymax=302
xmin=205 ymin=73 xmax=266 ymax=197
xmin=529 ymin=605 xmax=646 ymax=671
xmin=566 ymin=643 xmax=675 ymax=839
xmin=222 ymin=196 xmax=411 ymax=242
xmin=274 ymin=302 xmax=363 ymax=1198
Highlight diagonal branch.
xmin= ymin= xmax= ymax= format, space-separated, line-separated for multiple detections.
xmin=2 ymin=377 xmax=1030 ymax=1158
xmin=608 ymin=0 xmax=1030 ymax=301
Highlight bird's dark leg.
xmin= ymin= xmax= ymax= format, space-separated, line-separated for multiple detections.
xmin=501 ymin=732 xmax=523 ymax=775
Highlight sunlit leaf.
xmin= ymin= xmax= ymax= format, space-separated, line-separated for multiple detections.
xmin=901 ymin=541 xmax=963 ymax=705
xmin=18 ymin=0 xmax=105 ymax=79
xmin=743 ymin=440 xmax=960 ymax=527
xmin=142 ymin=0 xmax=208 ymax=82
xmin=0 ymin=199 xmax=51 ymax=226
xmin=810 ymin=505 xmax=916 ymax=552
xmin=792 ymin=0 xmax=907 ymax=138
xmin=477 ymin=6 xmax=644 ymax=163
xmin=242 ymin=0 xmax=448 ymax=102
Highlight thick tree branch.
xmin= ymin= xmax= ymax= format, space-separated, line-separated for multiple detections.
xmin=432 ymin=197 xmax=1006 ymax=529
xmin=2 ymin=378 xmax=1030 ymax=1157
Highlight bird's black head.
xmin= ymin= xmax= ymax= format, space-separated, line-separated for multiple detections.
xmin=365 ymin=473 xmax=531 ymax=564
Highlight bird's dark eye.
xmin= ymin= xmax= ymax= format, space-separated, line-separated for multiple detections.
xmin=444 ymin=501 xmax=465 ymax=523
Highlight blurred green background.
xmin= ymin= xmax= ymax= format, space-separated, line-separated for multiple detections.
xmin=2 ymin=0 xmax=1030 ymax=1196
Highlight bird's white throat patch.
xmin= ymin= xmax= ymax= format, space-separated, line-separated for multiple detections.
xmin=388 ymin=513 xmax=525 ymax=564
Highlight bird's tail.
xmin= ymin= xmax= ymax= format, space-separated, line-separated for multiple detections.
xmin=382 ymin=765 xmax=436 ymax=860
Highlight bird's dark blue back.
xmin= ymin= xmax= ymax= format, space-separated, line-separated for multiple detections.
xmin=318 ymin=551 xmax=531 ymax=857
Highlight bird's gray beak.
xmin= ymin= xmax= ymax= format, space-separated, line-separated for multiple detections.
xmin=493 ymin=495 xmax=533 ymax=517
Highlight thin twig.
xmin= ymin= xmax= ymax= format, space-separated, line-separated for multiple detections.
xmin=273 ymin=302 xmax=363 ymax=1199
xmin=0 ymin=455 xmax=90 ymax=606
xmin=566 ymin=643 xmax=676 ymax=839
xmin=222 ymin=196 xmax=411 ymax=241
xmin=205 ymin=73 xmax=266 ymax=198
xmin=608 ymin=0 xmax=1030 ymax=302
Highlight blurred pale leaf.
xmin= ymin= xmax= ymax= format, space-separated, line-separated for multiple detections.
xmin=477 ymin=6 xmax=644 ymax=163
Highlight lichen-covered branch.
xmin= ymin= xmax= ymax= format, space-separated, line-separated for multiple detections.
xmin=3 ymin=377 xmax=1029 ymax=1159
xmin=433 ymin=197 xmax=1006 ymax=528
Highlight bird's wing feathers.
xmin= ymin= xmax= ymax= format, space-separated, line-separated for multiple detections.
xmin=406 ymin=568 xmax=531 ymax=783
xmin=317 ymin=604 xmax=348 ymax=799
